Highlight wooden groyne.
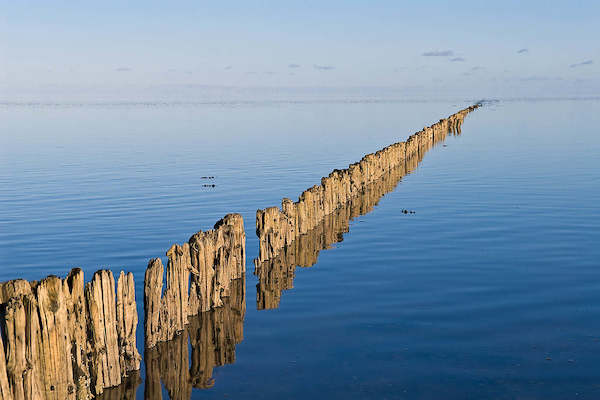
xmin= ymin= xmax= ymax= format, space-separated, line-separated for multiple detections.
xmin=144 ymin=213 xmax=246 ymax=348
xmin=0 ymin=104 xmax=479 ymax=398
xmin=255 ymin=105 xmax=479 ymax=264
xmin=0 ymin=215 xmax=247 ymax=399
xmin=255 ymin=164 xmax=407 ymax=310
xmin=254 ymin=104 xmax=472 ymax=309
xmin=0 ymin=269 xmax=141 ymax=399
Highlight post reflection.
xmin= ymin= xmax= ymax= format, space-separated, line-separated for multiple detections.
xmin=95 ymin=372 xmax=141 ymax=400
xmin=143 ymin=278 xmax=245 ymax=399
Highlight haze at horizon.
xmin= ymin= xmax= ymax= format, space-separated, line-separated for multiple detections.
xmin=1 ymin=0 xmax=599 ymax=101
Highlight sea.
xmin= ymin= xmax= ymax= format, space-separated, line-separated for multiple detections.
xmin=1 ymin=91 xmax=599 ymax=399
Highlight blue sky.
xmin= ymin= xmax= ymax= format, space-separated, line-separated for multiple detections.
xmin=1 ymin=0 xmax=598 ymax=98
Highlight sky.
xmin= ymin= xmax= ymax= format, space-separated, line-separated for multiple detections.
xmin=0 ymin=0 xmax=598 ymax=100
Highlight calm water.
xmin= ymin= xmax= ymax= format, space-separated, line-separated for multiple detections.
xmin=1 ymin=97 xmax=599 ymax=399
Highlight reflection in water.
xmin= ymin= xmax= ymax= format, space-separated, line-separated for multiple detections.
xmin=143 ymin=278 xmax=245 ymax=399
xmin=95 ymin=372 xmax=141 ymax=400
xmin=254 ymin=121 xmax=459 ymax=310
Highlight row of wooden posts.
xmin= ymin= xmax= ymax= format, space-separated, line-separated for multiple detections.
xmin=0 ymin=105 xmax=479 ymax=399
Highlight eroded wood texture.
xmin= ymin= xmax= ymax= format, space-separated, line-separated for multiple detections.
xmin=86 ymin=270 xmax=122 ymax=394
xmin=144 ymin=213 xmax=246 ymax=348
xmin=116 ymin=272 xmax=141 ymax=376
xmin=0 ymin=268 xmax=140 ymax=399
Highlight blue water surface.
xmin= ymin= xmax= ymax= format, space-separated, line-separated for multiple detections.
xmin=1 ymin=97 xmax=599 ymax=399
